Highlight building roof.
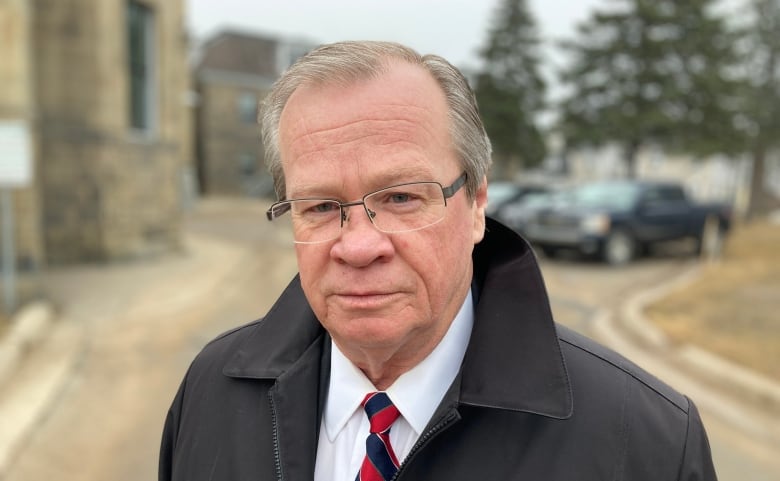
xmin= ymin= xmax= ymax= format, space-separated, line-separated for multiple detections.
xmin=197 ymin=30 xmax=281 ymax=78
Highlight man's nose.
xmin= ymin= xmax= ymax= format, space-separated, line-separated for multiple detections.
xmin=332 ymin=204 xmax=393 ymax=266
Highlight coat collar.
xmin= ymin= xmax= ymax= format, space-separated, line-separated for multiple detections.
xmin=223 ymin=217 xmax=572 ymax=420
xmin=460 ymin=218 xmax=572 ymax=418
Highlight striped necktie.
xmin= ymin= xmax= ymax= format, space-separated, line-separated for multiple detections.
xmin=356 ymin=392 xmax=401 ymax=481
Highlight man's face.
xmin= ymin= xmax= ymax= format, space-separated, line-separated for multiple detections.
xmin=277 ymin=61 xmax=487 ymax=370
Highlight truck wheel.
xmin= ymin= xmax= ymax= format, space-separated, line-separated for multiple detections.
xmin=697 ymin=215 xmax=723 ymax=261
xmin=602 ymin=230 xmax=635 ymax=266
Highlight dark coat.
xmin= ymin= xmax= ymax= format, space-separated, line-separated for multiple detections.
xmin=159 ymin=218 xmax=716 ymax=481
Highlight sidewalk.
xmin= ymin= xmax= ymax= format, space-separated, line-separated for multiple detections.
xmin=0 ymin=224 xmax=252 ymax=476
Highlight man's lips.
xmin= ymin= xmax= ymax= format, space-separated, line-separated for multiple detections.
xmin=330 ymin=291 xmax=403 ymax=310
xmin=336 ymin=290 xmax=390 ymax=296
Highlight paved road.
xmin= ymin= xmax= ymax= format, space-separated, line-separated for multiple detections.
xmin=2 ymin=200 xmax=777 ymax=480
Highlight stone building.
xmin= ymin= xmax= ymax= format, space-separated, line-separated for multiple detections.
xmin=0 ymin=0 xmax=192 ymax=311
xmin=194 ymin=30 xmax=315 ymax=197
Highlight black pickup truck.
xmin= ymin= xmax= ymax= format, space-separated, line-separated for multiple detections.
xmin=522 ymin=180 xmax=732 ymax=265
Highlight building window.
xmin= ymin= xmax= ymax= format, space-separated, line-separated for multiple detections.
xmin=237 ymin=92 xmax=257 ymax=124
xmin=127 ymin=1 xmax=155 ymax=131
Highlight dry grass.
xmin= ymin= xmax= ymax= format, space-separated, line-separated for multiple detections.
xmin=645 ymin=219 xmax=780 ymax=382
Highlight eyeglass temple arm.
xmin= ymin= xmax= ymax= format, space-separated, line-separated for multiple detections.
xmin=441 ymin=173 xmax=468 ymax=201
xmin=266 ymin=202 xmax=291 ymax=221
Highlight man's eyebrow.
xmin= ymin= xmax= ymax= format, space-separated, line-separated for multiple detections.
xmin=370 ymin=166 xmax=437 ymax=186
xmin=287 ymin=184 xmax=339 ymax=199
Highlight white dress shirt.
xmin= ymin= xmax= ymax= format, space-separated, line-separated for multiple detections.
xmin=313 ymin=289 xmax=474 ymax=481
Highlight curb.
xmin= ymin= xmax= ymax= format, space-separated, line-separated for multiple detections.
xmin=620 ymin=263 xmax=780 ymax=411
xmin=0 ymin=301 xmax=56 ymax=391
xmin=601 ymin=263 xmax=780 ymax=445
xmin=0 ymin=301 xmax=80 ymax=478
xmin=619 ymin=264 xmax=703 ymax=351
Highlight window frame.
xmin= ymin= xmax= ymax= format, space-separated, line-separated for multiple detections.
xmin=127 ymin=1 xmax=157 ymax=135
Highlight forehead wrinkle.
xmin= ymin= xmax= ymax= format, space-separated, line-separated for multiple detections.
xmin=288 ymin=96 xmax=438 ymax=136
xmin=286 ymin=116 xmax=437 ymax=161
xmin=367 ymin=100 xmax=450 ymax=151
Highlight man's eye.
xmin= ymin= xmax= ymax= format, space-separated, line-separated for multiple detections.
xmin=388 ymin=192 xmax=413 ymax=203
xmin=309 ymin=202 xmax=338 ymax=213
xmin=377 ymin=189 xmax=424 ymax=203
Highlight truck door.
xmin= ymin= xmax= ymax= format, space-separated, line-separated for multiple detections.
xmin=635 ymin=186 xmax=690 ymax=242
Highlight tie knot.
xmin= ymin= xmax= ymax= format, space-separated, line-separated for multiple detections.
xmin=362 ymin=392 xmax=400 ymax=434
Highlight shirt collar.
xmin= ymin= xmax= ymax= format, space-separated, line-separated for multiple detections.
xmin=323 ymin=289 xmax=474 ymax=440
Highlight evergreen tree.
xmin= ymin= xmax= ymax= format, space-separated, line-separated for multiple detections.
xmin=474 ymin=0 xmax=547 ymax=175
xmin=556 ymin=0 xmax=743 ymax=177
xmin=736 ymin=0 xmax=780 ymax=216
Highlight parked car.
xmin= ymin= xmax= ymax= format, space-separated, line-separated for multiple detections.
xmin=497 ymin=189 xmax=570 ymax=237
xmin=523 ymin=180 xmax=732 ymax=265
xmin=486 ymin=181 xmax=549 ymax=220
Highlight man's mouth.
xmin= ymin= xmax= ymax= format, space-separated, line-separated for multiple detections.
xmin=332 ymin=291 xmax=402 ymax=310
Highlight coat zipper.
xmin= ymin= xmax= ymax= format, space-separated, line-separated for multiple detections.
xmin=268 ymin=390 xmax=283 ymax=481
xmin=391 ymin=409 xmax=460 ymax=481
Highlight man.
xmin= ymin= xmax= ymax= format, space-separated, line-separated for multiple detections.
xmin=160 ymin=41 xmax=716 ymax=480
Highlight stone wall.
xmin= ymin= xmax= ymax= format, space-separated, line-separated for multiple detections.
xmin=32 ymin=0 xmax=191 ymax=263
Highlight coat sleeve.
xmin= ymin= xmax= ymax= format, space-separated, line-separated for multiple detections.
xmin=159 ymin=377 xmax=187 ymax=481
xmin=677 ymin=398 xmax=718 ymax=481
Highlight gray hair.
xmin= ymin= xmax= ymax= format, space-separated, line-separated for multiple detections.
xmin=259 ymin=40 xmax=492 ymax=200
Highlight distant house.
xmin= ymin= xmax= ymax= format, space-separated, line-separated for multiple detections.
xmin=0 ymin=0 xmax=192 ymax=286
xmin=194 ymin=30 xmax=316 ymax=197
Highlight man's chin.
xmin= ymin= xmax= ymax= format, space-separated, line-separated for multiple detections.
xmin=328 ymin=315 xmax=410 ymax=345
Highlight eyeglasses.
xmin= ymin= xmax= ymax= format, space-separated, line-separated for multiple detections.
xmin=266 ymin=172 xmax=468 ymax=244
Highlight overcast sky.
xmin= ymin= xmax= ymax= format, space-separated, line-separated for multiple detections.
xmin=186 ymin=0 xmax=604 ymax=73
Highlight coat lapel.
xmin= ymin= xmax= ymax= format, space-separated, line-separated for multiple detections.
xmin=459 ymin=218 xmax=572 ymax=418
xmin=267 ymin=335 xmax=328 ymax=481
xmin=223 ymin=275 xmax=331 ymax=481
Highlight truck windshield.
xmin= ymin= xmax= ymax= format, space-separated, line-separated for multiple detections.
xmin=571 ymin=183 xmax=640 ymax=210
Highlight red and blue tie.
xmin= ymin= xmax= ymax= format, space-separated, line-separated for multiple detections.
xmin=356 ymin=392 xmax=401 ymax=481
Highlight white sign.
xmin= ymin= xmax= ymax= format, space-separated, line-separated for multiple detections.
xmin=0 ymin=121 xmax=33 ymax=187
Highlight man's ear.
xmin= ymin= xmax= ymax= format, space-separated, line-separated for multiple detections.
xmin=472 ymin=176 xmax=488 ymax=244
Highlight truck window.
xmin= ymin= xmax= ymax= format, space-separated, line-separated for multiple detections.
xmin=643 ymin=186 xmax=686 ymax=204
